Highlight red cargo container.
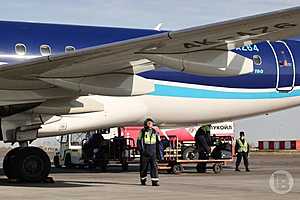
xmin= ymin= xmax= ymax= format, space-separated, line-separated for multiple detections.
xmin=279 ymin=141 xmax=285 ymax=150
xmin=291 ymin=141 xmax=296 ymax=150
xmin=258 ymin=141 xmax=264 ymax=150
xmin=269 ymin=141 xmax=274 ymax=150
xmin=297 ymin=140 xmax=300 ymax=150
xmin=258 ymin=140 xmax=300 ymax=151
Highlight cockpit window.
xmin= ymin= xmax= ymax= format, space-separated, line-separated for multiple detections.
xmin=15 ymin=43 xmax=27 ymax=56
xmin=40 ymin=45 xmax=52 ymax=56
xmin=65 ymin=46 xmax=76 ymax=53
xmin=253 ymin=55 xmax=262 ymax=65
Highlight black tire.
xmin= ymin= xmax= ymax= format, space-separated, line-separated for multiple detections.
xmin=172 ymin=164 xmax=184 ymax=174
xmin=53 ymin=155 xmax=60 ymax=168
xmin=182 ymin=147 xmax=198 ymax=160
xmin=15 ymin=147 xmax=51 ymax=182
xmin=212 ymin=164 xmax=223 ymax=174
xmin=3 ymin=147 xmax=21 ymax=179
xmin=64 ymin=153 xmax=72 ymax=168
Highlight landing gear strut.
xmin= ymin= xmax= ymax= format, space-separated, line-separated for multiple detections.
xmin=3 ymin=147 xmax=51 ymax=182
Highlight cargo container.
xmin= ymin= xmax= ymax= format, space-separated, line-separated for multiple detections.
xmin=258 ymin=140 xmax=300 ymax=151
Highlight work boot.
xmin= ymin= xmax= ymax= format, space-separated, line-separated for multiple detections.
xmin=152 ymin=181 xmax=160 ymax=186
xmin=141 ymin=179 xmax=146 ymax=186
xmin=235 ymin=168 xmax=240 ymax=172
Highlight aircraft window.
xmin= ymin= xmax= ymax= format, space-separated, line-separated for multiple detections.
xmin=253 ymin=55 xmax=262 ymax=65
xmin=15 ymin=43 xmax=27 ymax=56
xmin=40 ymin=45 xmax=52 ymax=56
xmin=65 ymin=46 xmax=76 ymax=53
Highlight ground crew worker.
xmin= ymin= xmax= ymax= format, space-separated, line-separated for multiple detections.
xmin=195 ymin=125 xmax=212 ymax=173
xmin=235 ymin=131 xmax=250 ymax=172
xmin=137 ymin=118 xmax=162 ymax=186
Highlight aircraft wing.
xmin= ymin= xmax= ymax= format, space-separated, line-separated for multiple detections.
xmin=0 ymin=6 xmax=300 ymax=97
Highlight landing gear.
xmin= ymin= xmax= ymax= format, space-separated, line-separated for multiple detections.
xmin=3 ymin=147 xmax=21 ymax=179
xmin=3 ymin=147 xmax=51 ymax=182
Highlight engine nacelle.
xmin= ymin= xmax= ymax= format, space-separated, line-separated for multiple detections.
xmin=37 ymin=96 xmax=147 ymax=138
xmin=40 ymin=74 xmax=154 ymax=96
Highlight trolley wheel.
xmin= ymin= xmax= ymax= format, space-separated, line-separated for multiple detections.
xmin=212 ymin=164 xmax=223 ymax=174
xmin=171 ymin=164 xmax=184 ymax=174
xmin=182 ymin=147 xmax=198 ymax=160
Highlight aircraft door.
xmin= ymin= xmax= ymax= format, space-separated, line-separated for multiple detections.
xmin=267 ymin=41 xmax=295 ymax=92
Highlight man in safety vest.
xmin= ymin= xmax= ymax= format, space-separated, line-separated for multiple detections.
xmin=235 ymin=131 xmax=250 ymax=172
xmin=137 ymin=118 xmax=162 ymax=186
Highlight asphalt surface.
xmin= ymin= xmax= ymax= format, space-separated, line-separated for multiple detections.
xmin=0 ymin=154 xmax=299 ymax=200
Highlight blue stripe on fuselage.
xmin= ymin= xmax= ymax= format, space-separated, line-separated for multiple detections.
xmin=151 ymin=84 xmax=300 ymax=99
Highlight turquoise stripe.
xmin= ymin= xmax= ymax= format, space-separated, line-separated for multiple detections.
xmin=151 ymin=84 xmax=300 ymax=99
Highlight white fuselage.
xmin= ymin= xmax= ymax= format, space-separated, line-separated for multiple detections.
xmin=38 ymin=80 xmax=300 ymax=138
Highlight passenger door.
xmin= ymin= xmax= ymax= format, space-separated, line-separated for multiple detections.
xmin=268 ymin=41 xmax=295 ymax=92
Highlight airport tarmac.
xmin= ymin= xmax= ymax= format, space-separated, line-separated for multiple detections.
xmin=0 ymin=154 xmax=299 ymax=200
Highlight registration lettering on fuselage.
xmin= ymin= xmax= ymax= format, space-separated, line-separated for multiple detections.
xmin=183 ymin=23 xmax=297 ymax=49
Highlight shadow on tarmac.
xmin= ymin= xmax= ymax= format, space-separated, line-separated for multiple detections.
xmin=0 ymin=165 xmax=140 ymax=176
xmin=0 ymin=167 xmax=141 ymax=188
xmin=0 ymin=178 xmax=140 ymax=188
xmin=0 ymin=178 xmax=93 ymax=188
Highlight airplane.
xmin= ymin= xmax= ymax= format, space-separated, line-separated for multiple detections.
xmin=0 ymin=7 xmax=300 ymax=182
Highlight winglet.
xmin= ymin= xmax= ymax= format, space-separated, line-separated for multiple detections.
xmin=154 ymin=23 xmax=163 ymax=31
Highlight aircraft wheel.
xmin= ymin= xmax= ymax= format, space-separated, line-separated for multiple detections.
xmin=3 ymin=147 xmax=21 ymax=179
xmin=15 ymin=147 xmax=51 ymax=182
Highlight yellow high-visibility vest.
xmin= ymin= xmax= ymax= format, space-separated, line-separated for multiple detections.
xmin=138 ymin=129 xmax=159 ymax=144
xmin=237 ymin=138 xmax=248 ymax=153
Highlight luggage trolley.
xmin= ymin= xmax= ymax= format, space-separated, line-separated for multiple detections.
xmin=158 ymin=135 xmax=234 ymax=174
xmin=107 ymin=136 xmax=139 ymax=171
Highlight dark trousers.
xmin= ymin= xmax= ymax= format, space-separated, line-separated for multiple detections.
xmin=197 ymin=150 xmax=209 ymax=173
xmin=140 ymin=154 xmax=159 ymax=182
xmin=236 ymin=152 xmax=249 ymax=170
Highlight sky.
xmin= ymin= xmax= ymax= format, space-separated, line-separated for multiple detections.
xmin=0 ymin=1 xmax=300 ymax=145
